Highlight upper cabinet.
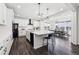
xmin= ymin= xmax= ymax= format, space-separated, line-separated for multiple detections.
xmin=0 ymin=4 xmax=6 ymax=25
xmin=6 ymin=8 xmax=14 ymax=25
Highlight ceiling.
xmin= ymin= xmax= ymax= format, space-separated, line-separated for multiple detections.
xmin=5 ymin=3 xmax=72 ymax=19
xmin=71 ymin=3 xmax=79 ymax=7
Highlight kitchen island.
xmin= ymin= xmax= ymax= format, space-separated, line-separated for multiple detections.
xmin=26 ymin=29 xmax=54 ymax=49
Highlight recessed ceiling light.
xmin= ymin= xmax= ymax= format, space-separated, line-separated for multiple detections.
xmin=36 ymin=11 xmax=38 ymax=15
xmin=17 ymin=5 xmax=21 ymax=8
xmin=17 ymin=14 xmax=20 ymax=16
xmin=68 ymin=14 xmax=71 ymax=17
xmin=60 ymin=8 xmax=63 ymax=11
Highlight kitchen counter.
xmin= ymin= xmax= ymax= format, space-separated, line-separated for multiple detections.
xmin=0 ymin=29 xmax=13 ymax=55
xmin=0 ymin=29 xmax=12 ymax=43
xmin=26 ymin=29 xmax=55 ymax=49
xmin=26 ymin=29 xmax=54 ymax=35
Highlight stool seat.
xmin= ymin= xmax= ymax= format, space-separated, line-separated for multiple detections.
xmin=43 ymin=34 xmax=52 ymax=46
xmin=43 ymin=37 xmax=50 ymax=39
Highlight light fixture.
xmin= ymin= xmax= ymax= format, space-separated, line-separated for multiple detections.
xmin=17 ymin=14 xmax=20 ymax=16
xmin=46 ymin=8 xmax=49 ymax=19
xmin=60 ymin=8 xmax=63 ymax=11
xmin=37 ymin=3 xmax=41 ymax=17
xmin=17 ymin=5 xmax=21 ymax=8
xmin=36 ymin=3 xmax=49 ymax=20
xmin=68 ymin=14 xmax=71 ymax=17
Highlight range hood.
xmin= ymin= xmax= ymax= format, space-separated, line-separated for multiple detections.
xmin=28 ymin=19 xmax=33 ymax=25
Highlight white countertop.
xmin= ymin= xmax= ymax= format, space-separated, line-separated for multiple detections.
xmin=0 ymin=29 xmax=12 ymax=43
xmin=26 ymin=29 xmax=54 ymax=35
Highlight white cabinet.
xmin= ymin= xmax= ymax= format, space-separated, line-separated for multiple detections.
xmin=19 ymin=29 xmax=26 ymax=36
xmin=26 ymin=31 xmax=30 ymax=41
xmin=0 ymin=4 xmax=6 ymax=25
xmin=5 ymin=35 xmax=13 ymax=55
xmin=0 ymin=7 xmax=14 ymax=55
xmin=6 ymin=8 xmax=14 ymax=24
xmin=0 ymin=42 xmax=5 ymax=55
xmin=0 ymin=34 xmax=13 ymax=55
xmin=0 ymin=3 xmax=14 ymax=55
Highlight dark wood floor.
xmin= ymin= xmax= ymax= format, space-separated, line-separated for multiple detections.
xmin=54 ymin=37 xmax=79 ymax=55
xmin=9 ymin=36 xmax=79 ymax=55
xmin=9 ymin=36 xmax=48 ymax=55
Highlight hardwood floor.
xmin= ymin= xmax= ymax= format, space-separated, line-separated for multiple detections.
xmin=9 ymin=36 xmax=79 ymax=55
xmin=54 ymin=37 xmax=79 ymax=55
xmin=9 ymin=36 xmax=48 ymax=55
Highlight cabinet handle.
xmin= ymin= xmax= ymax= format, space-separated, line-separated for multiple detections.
xmin=3 ymin=48 xmax=7 ymax=55
xmin=4 ymin=51 xmax=6 ymax=55
xmin=3 ymin=51 xmax=5 ymax=55
xmin=0 ymin=46 xmax=3 ymax=50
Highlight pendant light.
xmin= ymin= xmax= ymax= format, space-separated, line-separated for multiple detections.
xmin=46 ymin=8 xmax=49 ymax=19
xmin=37 ymin=3 xmax=41 ymax=19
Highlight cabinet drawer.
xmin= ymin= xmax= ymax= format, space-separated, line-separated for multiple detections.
xmin=0 ymin=35 xmax=13 ymax=55
xmin=0 ymin=46 xmax=7 ymax=55
xmin=0 ymin=4 xmax=6 ymax=25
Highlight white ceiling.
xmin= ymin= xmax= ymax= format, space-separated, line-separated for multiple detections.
xmin=71 ymin=3 xmax=79 ymax=7
xmin=5 ymin=3 xmax=71 ymax=19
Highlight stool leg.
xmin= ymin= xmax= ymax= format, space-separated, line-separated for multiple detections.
xmin=43 ymin=39 xmax=44 ymax=46
xmin=47 ymin=39 xmax=48 ymax=46
xmin=43 ymin=38 xmax=48 ymax=46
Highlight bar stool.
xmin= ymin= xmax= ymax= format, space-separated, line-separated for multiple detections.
xmin=48 ymin=34 xmax=55 ymax=55
xmin=43 ymin=34 xmax=52 ymax=46
xmin=43 ymin=33 xmax=55 ymax=55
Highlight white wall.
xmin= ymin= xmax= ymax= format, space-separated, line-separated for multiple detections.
xmin=13 ymin=18 xmax=29 ymax=36
xmin=77 ymin=8 xmax=79 ymax=44
xmin=14 ymin=18 xmax=29 ymax=27
xmin=48 ymin=11 xmax=73 ymax=42
xmin=53 ymin=10 xmax=79 ymax=45
xmin=71 ymin=11 xmax=78 ymax=45
xmin=0 ymin=8 xmax=14 ymax=33
xmin=70 ymin=8 xmax=79 ymax=45
xmin=54 ymin=11 xmax=72 ymax=22
xmin=47 ymin=11 xmax=72 ymax=30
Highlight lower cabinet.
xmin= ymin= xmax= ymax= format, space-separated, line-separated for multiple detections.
xmin=19 ymin=29 xmax=26 ymax=36
xmin=0 ymin=35 xmax=13 ymax=55
xmin=5 ymin=35 xmax=13 ymax=55
xmin=26 ymin=31 xmax=30 ymax=41
xmin=30 ymin=33 xmax=34 ymax=47
xmin=26 ymin=32 xmax=34 ymax=47
xmin=0 ymin=43 xmax=5 ymax=55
